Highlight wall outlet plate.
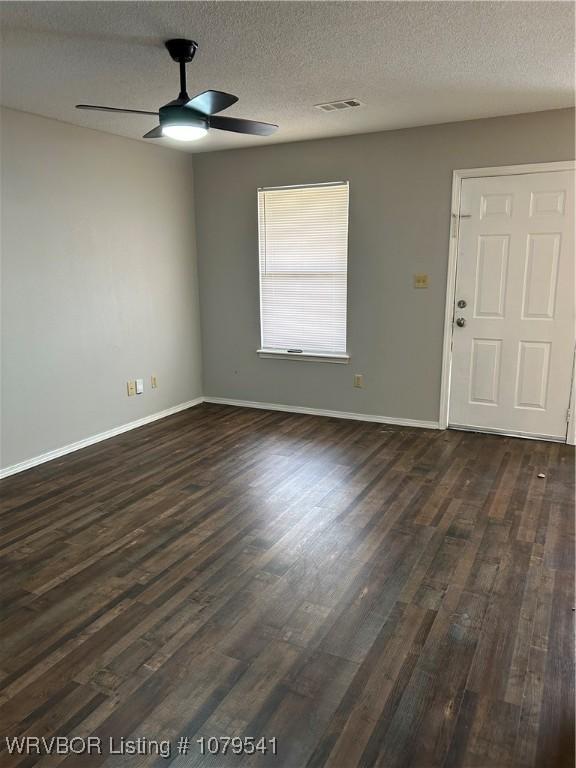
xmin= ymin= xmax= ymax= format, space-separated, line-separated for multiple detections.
xmin=135 ymin=379 xmax=144 ymax=395
xmin=126 ymin=381 xmax=136 ymax=397
xmin=413 ymin=273 xmax=429 ymax=289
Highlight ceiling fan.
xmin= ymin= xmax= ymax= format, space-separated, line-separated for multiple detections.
xmin=76 ymin=39 xmax=278 ymax=142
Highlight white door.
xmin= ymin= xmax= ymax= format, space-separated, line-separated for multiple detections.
xmin=449 ymin=170 xmax=575 ymax=441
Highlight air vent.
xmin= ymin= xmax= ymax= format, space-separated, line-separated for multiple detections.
xmin=315 ymin=99 xmax=363 ymax=112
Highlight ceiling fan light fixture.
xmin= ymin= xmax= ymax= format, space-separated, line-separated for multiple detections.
xmin=161 ymin=124 xmax=207 ymax=141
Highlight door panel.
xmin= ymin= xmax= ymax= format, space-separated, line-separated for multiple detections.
xmin=522 ymin=234 xmax=560 ymax=319
xmin=515 ymin=341 xmax=550 ymax=410
xmin=481 ymin=193 xmax=513 ymax=218
xmin=449 ymin=170 xmax=575 ymax=440
xmin=474 ymin=235 xmax=509 ymax=318
xmin=469 ymin=339 xmax=502 ymax=405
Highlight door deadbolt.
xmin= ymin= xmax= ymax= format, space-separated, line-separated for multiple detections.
xmin=457 ymin=299 xmax=467 ymax=308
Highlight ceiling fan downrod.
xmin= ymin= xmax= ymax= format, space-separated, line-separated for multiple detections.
xmin=164 ymin=39 xmax=198 ymax=102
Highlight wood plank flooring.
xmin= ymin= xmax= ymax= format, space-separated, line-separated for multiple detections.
xmin=0 ymin=403 xmax=574 ymax=767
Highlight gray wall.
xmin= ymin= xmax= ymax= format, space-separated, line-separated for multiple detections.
xmin=1 ymin=108 xmax=202 ymax=469
xmin=2 ymin=107 xmax=574 ymax=469
xmin=194 ymin=109 xmax=575 ymax=422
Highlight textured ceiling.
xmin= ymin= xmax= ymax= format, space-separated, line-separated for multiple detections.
xmin=1 ymin=1 xmax=574 ymax=153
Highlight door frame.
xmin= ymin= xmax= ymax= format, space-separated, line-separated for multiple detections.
xmin=439 ymin=160 xmax=576 ymax=444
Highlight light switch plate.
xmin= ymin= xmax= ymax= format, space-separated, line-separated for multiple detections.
xmin=135 ymin=379 xmax=144 ymax=395
xmin=151 ymin=375 xmax=158 ymax=389
xmin=353 ymin=374 xmax=364 ymax=388
xmin=413 ymin=273 xmax=429 ymax=289
xmin=126 ymin=381 xmax=136 ymax=397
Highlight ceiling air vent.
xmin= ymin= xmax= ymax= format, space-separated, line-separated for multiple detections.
xmin=314 ymin=99 xmax=363 ymax=112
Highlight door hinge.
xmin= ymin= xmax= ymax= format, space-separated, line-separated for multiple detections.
xmin=567 ymin=408 xmax=572 ymax=423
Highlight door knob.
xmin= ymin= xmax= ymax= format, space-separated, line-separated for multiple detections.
xmin=456 ymin=317 xmax=466 ymax=327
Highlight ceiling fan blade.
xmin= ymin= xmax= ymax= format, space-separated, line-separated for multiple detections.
xmin=209 ymin=115 xmax=278 ymax=136
xmin=185 ymin=90 xmax=238 ymax=115
xmin=76 ymin=104 xmax=158 ymax=116
xmin=143 ymin=125 xmax=164 ymax=139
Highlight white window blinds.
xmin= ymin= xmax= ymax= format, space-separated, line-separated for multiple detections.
xmin=258 ymin=182 xmax=349 ymax=355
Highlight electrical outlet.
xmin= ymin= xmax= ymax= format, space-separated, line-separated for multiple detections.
xmin=151 ymin=375 xmax=158 ymax=389
xmin=353 ymin=374 xmax=364 ymax=388
xmin=135 ymin=378 xmax=144 ymax=395
xmin=413 ymin=273 xmax=429 ymax=289
xmin=126 ymin=381 xmax=136 ymax=397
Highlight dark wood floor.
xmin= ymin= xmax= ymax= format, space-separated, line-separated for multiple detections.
xmin=0 ymin=403 xmax=574 ymax=768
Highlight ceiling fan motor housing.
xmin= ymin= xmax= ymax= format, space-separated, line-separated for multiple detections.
xmin=159 ymin=103 xmax=207 ymax=129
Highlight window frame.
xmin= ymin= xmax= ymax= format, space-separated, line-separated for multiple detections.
xmin=256 ymin=181 xmax=350 ymax=364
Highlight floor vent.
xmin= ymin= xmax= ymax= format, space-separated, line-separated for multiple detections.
xmin=315 ymin=99 xmax=363 ymax=112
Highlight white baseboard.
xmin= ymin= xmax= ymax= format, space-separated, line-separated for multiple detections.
xmin=204 ymin=396 xmax=441 ymax=431
xmin=0 ymin=397 xmax=204 ymax=479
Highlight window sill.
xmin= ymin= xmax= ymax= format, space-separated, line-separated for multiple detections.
xmin=257 ymin=349 xmax=350 ymax=364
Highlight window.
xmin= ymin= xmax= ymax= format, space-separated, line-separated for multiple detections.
xmin=257 ymin=182 xmax=349 ymax=362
